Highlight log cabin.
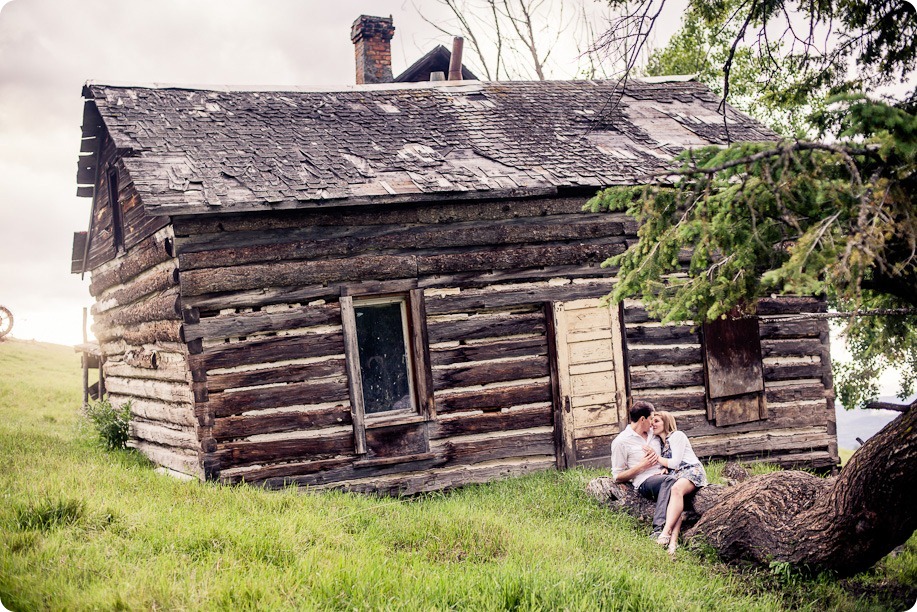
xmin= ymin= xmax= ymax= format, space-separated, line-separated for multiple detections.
xmin=70 ymin=16 xmax=839 ymax=493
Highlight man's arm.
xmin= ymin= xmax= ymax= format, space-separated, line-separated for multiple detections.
xmin=612 ymin=443 xmax=658 ymax=484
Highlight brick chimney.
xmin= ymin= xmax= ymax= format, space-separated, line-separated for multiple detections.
xmin=351 ymin=15 xmax=396 ymax=85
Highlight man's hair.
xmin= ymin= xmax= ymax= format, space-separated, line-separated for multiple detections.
xmin=629 ymin=400 xmax=655 ymax=423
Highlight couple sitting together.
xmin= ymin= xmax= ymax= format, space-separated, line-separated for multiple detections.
xmin=611 ymin=400 xmax=708 ymax=555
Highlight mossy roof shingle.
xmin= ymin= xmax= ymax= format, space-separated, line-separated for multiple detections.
xmin=79 ymin=79 xmax=776 ymax=215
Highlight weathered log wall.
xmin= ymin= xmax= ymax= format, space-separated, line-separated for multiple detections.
xmin=85 ymin=187 xmax=839 ymax=490
xmin=81 ymin=128 xmax=196 ymax=476
xmin=174 ymin=197 xmax=627 ymax=492
xmin=624 ymin=296 xmax=838 ymax=469
xmin=90 ymin=224 xmax=201 ymax=477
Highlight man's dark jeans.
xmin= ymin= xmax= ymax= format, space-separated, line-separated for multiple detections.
xmin=638 ymin=474 xmax=676 ymax=534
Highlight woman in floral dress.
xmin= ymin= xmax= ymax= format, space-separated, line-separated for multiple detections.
xmin=650 ymin=411 xmax=708 ymax=555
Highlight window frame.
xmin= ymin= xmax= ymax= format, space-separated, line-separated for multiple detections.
xmin=340 ymin=288 xmax=434 ymax=455
xmin=352 ymin=295 xmax=418 ymax=417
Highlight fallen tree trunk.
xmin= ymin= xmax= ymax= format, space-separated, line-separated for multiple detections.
xmin=587 ymin=404 xmax=917 ymax=577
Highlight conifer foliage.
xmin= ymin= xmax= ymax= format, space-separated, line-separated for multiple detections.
xmin=594 ymin=0 xmax=917 ymax=407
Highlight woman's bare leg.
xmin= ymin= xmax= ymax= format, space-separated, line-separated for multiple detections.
xmin=668 ymin=513 xmax=683 ymax=557
xmin=658 ymin=479 xmax=696 ymax=544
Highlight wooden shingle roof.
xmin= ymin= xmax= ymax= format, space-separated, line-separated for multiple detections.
xmin=79 ymin=79 xmax=776 ymax=215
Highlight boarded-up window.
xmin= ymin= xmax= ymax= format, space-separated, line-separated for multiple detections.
xmin=702 ymin=316 xmax=767 ymax=426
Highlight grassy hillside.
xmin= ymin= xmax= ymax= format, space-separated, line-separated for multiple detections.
xmin=1 ymin=338 xmax=914 ymax=610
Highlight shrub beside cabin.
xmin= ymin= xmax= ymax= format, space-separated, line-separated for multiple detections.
xmin=70 ymin=16 xmax=839 ymax=492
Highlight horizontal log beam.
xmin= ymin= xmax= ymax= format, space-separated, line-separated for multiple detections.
xmin=416 ymin=242 xmax=625 ymax=277
xmin=105 ymin=359 xmax=187 ymax=383
xmin=92 ymin=289 xmax=181 ymax=328
xmin=427 ymin=311 xmax=545 ymax=344
xmin=436 ymin=430 xmax=554 ymax=465
xmin=130 ymin=419 xmax=199 ymax=451
xmin=627 ymin=346 xmax=702 ymax=366
xmin=182 ymin=284 xmax=338 ymax=315
xmin=104 ymin=375 xmax=193 ymax=403
xmin=624 ymin=297 xmax=827 ymax=326
xmin=174 ymin=197 xmax=613 ymax=235
xmin=692 ymin=429 xmax=833 ymax=458
xmin=130 ymin=440 xmax=201 ymax=478
xmin=761 ymin=338 xmax=825 ymax=358
xmin=200 ymin=331 xmax=344 ymax=371
xmin=177 ymin=214 xmax=627 ymax=269
xmin=672 ymin=403 xmax=830 ymax=438
xmin=212 ymin=405 xmax=351 ymax=441
xmin=765 ymin=382 xmax=828 ymax=403
xmin=759 ymin=319 xmax=821 ymax=338
xmin=208 ymin=378 xmax=350 ymax=418
xmin=756 ymin=296 xmax=826 ymax=315
xmin=635 ymin=382 xmax=828 ymax=414
xmin=632 ymin=391 xmax=706 ymax=412
xmin=764 ymin=362 xmax=824 ymax=382
xmin=93 ymin=320 xmax=183 ymax=345
xmin=93 ymin=265 xmax=179 ymax=314
xmin=179 ymin=241 xmax=625 ymax=298
xmin=433 ymin=356 xmax=549 ymax=391
xmin=629 ymin=365 xmax=705 ymax=390
xmin=325 ymin=457 xmax=556 ymax=496
xmin=218 ymin=456 xmax=355 ymax=485
xmin=182 ymin=304 xmax=341 ymax=342
xmin=428 ymin=405 xmax=552 ymax=440
xmin=125 ymin=397 xmax=196 ymax=427
xmin=430 ymin=337 xmax=547 ymax=367
xmin=181 ymin=267 xmax=617 ymax=314
xmin=232 ymin=449 xmax=556 ymax=491
xmin=424 ymin=281 xmax=616 ymax=315
xmin=435 ymin=382 xmax=553 ymax=414
xmin=213 ymin=431 xmax=355 ymax=470
xmin=206 ymin=358 xmax=346 ymax=393
xmin=89 ymin=234 xmax=173 ymax=296
xmin=624 ymin=324 xmax=698 ymax=345
xmin=180 ymin=254 xmax=413 ymax=297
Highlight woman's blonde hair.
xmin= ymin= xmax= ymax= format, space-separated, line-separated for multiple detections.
xmin=655 ymin=411 xmax=678 ymax=436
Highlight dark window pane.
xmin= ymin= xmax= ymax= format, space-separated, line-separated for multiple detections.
xmin=354 ymin=301 xmax=413 ymax=414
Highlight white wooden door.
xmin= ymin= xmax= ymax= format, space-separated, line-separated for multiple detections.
xmin=552 ymin=299 xmax=627 ymax=467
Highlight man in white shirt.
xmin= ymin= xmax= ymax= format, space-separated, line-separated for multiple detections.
xmin=610 ymin=400 xmax=674 ymax=538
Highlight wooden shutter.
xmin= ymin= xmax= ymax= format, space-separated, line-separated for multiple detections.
xmin=702 ymin=316 xmax=767 ymax=426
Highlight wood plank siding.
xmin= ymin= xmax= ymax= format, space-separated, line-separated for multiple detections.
xmin=82 ymin=132 xmax=169 ymax=274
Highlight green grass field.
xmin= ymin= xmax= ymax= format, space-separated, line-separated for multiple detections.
xmin=1 ymin=338 xmax=915 ymax=611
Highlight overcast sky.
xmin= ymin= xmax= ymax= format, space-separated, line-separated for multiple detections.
xmin=0 ymin=0 xmax=672 ymax=346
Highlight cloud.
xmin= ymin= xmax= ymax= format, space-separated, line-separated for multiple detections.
xmin=0 ymin=0 xmax=458 ymax=345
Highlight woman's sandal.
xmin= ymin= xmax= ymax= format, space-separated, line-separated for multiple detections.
xmin=656 ymin=533 xmax=671 ymax=546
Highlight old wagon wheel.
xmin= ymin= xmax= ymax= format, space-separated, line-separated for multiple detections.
xmin=0 ymin=306 xmax=13 ymax=338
